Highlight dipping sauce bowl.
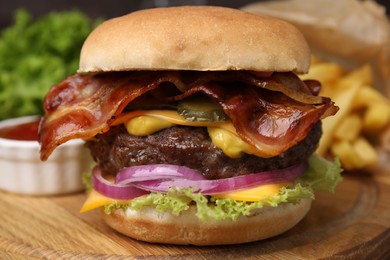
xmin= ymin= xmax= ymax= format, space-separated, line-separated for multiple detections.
xmin=0 ymin=116 xmax=92 ymax=195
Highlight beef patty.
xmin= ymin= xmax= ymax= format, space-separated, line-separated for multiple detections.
xmin=86 ymin=122 xmax=321 ymax=180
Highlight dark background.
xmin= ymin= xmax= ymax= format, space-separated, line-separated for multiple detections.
xmin=1 ymin=0 xmax=389 ymax=29
xmin=0 ymin=0 xmax=253 ymax=28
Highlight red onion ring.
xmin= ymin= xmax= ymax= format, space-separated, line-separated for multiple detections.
xmin=91 ymin=167 xmax=149 ymax=200
xmin=116 ymin=164 xmax=205 ymax=183
xmin=130 ymin=163 xmax=307 ymax=194
xmin=92 ymin=163 xmax=307 ymax=200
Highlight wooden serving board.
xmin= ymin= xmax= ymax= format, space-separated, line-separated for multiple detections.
xmin=1 ymin=168 xmax=390 ymax=259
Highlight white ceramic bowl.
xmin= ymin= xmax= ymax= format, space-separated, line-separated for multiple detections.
xmin=0 ymin=116 xmax=93 ymax=195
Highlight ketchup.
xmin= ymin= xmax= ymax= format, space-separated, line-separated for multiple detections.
xmin=0 ymin=119 xmax=40 ymax=141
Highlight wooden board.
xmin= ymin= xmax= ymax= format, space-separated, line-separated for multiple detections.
xmin=0 ymin=168 xmax=390 ymax=259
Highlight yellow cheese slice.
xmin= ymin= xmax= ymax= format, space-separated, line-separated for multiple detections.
xmin=78 ymin=110 xmax=290 ymax=213
xmin=208 ymin=127 xmax=266 ymax=158
xmin=114 ymin=110 xmax=270 ymax=158
xmin=80 ymin=189 xmax=126 ymax=213
xmin=113 ymin=109 xmax=236 ymax=133
xmin=80 ymin=182 xmax=290 ymax=213
xmin=213 ymin=182 xmax=289 ymax=202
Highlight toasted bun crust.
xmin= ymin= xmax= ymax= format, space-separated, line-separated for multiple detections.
xmin=101 ymin=199 xmax=311 ymax=245
xmin=79 ymin=6 xmax=310 ymax=73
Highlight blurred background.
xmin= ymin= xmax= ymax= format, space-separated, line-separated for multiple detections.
xmin=1 ymin=0 xmax=389 ymax=28
xmin=0 ymin=0 xmax=253 ymax=28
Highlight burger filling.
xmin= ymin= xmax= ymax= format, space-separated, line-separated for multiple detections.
xmin=86 ymin=122 xmax=322 ymax=179
xmin=39 ymin=70 xmax=342 ymax=221
xmin=39 ymin=71 xmax=338 ymax=161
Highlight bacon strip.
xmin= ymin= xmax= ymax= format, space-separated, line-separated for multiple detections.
xmin=169 ymin=81 xmax=334 ymax=156
xmin=40 ymin=72 xmax=181 ymax=160
xmin=39 ymin=71 xmax=337 ymax=160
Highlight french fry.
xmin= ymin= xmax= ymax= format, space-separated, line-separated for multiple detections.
xmin=317 ymin=83 xmax=360 ymax=156
xmin=331 ymin=140 xmax=364 ymax=170
xmin=300 ymin=62 xmax=344 ymax=87
xmin=363 ymin=103 xmax=390 ymax=133
xmin=336 ymin=64 xmax=372 ymax=89
xmin=308 ymin=58 xmax=390 ymax=171
xmin=333 ymin=113 xmax=362 ymax=141
xmin=331 ymin=138 xmax=378 ymax=170
xmin=353 ymin=86 xmax=389 ymax=109
xmin=353 ymin=137 xmax=378 ymax=168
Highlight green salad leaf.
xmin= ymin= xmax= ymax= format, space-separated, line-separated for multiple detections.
xmin=0 ymin=9 xmax=101 ymax=120
xmin=103 ymin=154 xmax=343 ymax=221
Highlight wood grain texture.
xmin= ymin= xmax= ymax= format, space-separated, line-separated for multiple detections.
xmin=0 ymin=169 xmax=389 ymax=259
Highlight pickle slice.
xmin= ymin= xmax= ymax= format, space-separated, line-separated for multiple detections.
xmin=178 ymin=96 xmax=228 ymax=122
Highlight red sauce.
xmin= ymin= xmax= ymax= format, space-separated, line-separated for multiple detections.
xmin=0 ymin=119 xmax=40 ymax=141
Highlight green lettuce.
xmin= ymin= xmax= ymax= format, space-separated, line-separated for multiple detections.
xmin=0 ymin=9 xmax=101 ymax=120
xmin=103 ymin=154 xmax=343 ymax=221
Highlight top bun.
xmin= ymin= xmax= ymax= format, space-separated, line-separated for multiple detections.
xmin=79 ymin=6 xmax=310 ymax=73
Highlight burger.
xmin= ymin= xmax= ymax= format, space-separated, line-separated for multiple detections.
xmin=39 ymin=6 xmax=342 ymax=245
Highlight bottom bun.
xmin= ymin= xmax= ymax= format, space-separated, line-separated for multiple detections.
xmin=101 ymin=199 xmax=312 ymax=245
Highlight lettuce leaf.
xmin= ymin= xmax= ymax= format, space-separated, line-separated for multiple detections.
xmin=0 ymin=9 xmax=101 ymax=119
xmin=103 ymin=154 xmax=343 ymax=221
xmin=303 ymin=154 xmax=343 ymax=192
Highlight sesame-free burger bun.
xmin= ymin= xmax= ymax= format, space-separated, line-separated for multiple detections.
xmin=79 ymin=6 xmax=310 ymax=73
xmin=101 ymin=199 xmax=312 ymax=245
xmin=80 ymin=6 xmax=314 ymax=246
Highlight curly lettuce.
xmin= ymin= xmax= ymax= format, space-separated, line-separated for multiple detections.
xmin=0 ymin=9 xmax=101 ymax=120
xmin=103 ymin=154 xmax=343 ymax=221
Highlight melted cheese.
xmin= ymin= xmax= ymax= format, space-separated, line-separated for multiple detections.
xmin=125 ymin=115 xmax=175 ymax=136
xmin=80 ymin=189 xmax=127 ymax=213
xmin=208 ymin=127 xmax=265 ymax=158
xmin=118 ymin=110 xmax=269 ymax=158
xmin=80 ymin=182 xmax=289 ymax=213
xmin=77 ymin=110 xmax=289 ymax=213
xmin=213 ymin=182 xmax=289 ymax=201
xmin=117 ymin=110 xmax=235 ymax=132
